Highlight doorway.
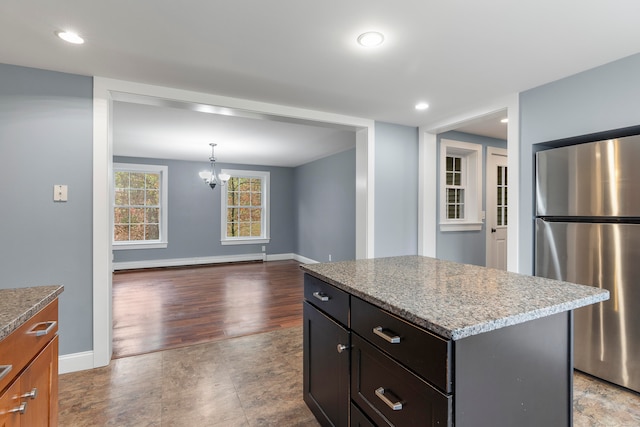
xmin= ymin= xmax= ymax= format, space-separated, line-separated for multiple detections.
xmin=92 ymin=78 xmax=375 ymax=369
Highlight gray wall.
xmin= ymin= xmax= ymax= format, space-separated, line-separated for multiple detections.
xmin=374 ymin=122 xmax=419 ymax=257
xmin=436 ymin=131 xmax=507 ymax=266
xmin=113 ymin=157 xmax=295 ymax=262
xmin=0 ymin=63 xmax=93 ymax=355
xmin=519 ymin=52 xmax=640 ymax=274
xmin=294 ymin=149 xmax=356 ymax=262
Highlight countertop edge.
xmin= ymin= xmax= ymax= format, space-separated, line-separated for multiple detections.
xmin=301 ymin=265 xmax=609 ymax=340
xmin=0 ymin=285 xmax=64 ymax=341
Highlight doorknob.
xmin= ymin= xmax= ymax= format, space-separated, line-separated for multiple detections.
xmin=491 ymin=228 xmax=497 ymax=233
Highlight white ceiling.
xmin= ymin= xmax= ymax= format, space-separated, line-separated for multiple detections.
xmin=3 ymin=1 xmax=640 ymax=164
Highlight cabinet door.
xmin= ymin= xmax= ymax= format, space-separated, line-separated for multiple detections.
xmin=21 ymin=336 xmax=58 ymax=427
xmin=0 ymin=379 xmax=22 ymax=427
xmin=303 ymin=301 xmax=350 ymax=427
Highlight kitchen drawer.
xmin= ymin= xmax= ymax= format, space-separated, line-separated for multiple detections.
xmin=351 ymin=402 xmax=376 ymax=427
xmin=0 ymin=299 xmax=58 ymax=393
xmin=304 ymin=274 xmax=350 ymax=326
xmin=351 ymin=334 xmax=452 ymax=426
xmin=351 ymin=297 xmax=452 ymax=393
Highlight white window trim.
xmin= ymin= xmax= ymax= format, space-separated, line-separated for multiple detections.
xmin=220 ymin=169 xmax=271 ymax=245
xmin=439 ymin=139 xmax=483 ymax=232
xmin=113 ymin=163 xmax=168 ymax=250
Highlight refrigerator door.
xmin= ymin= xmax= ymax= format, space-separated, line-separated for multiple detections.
xmin=535 ymin=219 xmax=640 ymax=392
xmin=536 ymin=135 xmax=640 ymax=217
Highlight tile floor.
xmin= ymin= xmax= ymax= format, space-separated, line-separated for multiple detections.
xmin=59 ymin=326 xmax=640 ymax=426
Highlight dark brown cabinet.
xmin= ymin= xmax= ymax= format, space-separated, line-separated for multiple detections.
xmin=303 ymin=272 xmax=575 ymax=426
xmin=303 ymin=274 xmax=351 ymax=427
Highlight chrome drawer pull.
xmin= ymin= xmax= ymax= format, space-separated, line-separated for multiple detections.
xmin=375 ymin=387 xmax=403 ymax=411
xmin=0 ymin=365 xmax=12 ymax=381
xmin=373 ymin=326 xmax=401 ymax=344
xmin=27 ymin=321 xmax=57 ymax=337
xmin=313 ymin=291 xmax=330 ymax=302
xmin=9 ymin=401 xmax=27 ymax=414
xmin=21 ymin=388 xmax=38 ymax=399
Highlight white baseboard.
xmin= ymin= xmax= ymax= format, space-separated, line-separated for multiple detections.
xmin=265 ymin=252 xmax=294 ymax=261
xmin=293 ymin=254 xmax=320 ymax=264
xmin=59 ymin=351 xmax=95 ymax=374
xmin=114 ymin=253 xmax=320 ymax=270
xmin=113 ymin=253 xmax=266 ymax=271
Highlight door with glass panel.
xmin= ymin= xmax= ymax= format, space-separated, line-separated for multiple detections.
xmin=486 ymin=147 xmax=508 ymax=269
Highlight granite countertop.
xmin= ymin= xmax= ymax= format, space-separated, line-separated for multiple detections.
xmin=301 ymin=256 xmax=609 ymax=340
xmin=0 ymin=285 xmax=64 ymax=341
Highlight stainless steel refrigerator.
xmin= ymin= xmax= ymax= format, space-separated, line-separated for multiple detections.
xmin=535 ymin=134 xmax=640 ymax=393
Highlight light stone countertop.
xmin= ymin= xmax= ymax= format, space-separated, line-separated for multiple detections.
xmin=301 ymin=256 xmax=609 ymax=340
xmin=0 ymin=285 xmax=64 ymax=341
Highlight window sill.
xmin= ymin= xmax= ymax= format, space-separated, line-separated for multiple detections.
xmin=439 ymin=222 xmax=483 ymax=232
xmin=113 ymin=242 xmax=168 ymax=250
xmin=221 ymin=238 xmax=270 ymax=246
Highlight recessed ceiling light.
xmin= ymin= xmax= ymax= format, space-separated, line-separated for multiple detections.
xmin=56 ymin=31 xmax=84 ymax=45
xmin=415 ymin=102 xmax=430 ymax=111
xmin=357 ymin=31 xmax=384 ymax=47
xmin=500 ymin=118 xmax=508 ymax=123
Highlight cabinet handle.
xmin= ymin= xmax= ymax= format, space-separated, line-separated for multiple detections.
xmin=375 ymin=387 xmax=403 ymax=411
xmin=9 ymin=401 xmax=28 ymax=414
xmin=0 ymin=364 xmax=12 ymax=381
xmin=336 ymin=344 xmax=348 ymax=353
xmin=373 ymin=326 xmax=401 ymax=344
xmin=27 ymin=321 xmax=57 ymax=337
xmin=21 ymin=388 xmax=38 ymax=399
xmin=312 ymin=292 xmax=330 ymax=302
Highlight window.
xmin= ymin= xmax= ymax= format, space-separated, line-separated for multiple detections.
xmin=113 ymin=163 xmax=168 ymax=249
xmin=439 ymin=139 xmax=482 ymax=231
xmin=220 ymin=169 xmax=270 ymax=245
xmin=497 ymin=165 xmax=508 ymax=226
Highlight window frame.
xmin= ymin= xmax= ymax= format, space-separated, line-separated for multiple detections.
xmin=439 ymin=139 xmax=483 ymax=232
xmin=112 ymin=163 xmax=168 ymax=250
xmin=220 ymin=169 xmax=271 ymax=245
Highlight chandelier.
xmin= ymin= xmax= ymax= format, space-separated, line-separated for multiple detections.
xmin=198 ymin=143 xmax=230 ymax=189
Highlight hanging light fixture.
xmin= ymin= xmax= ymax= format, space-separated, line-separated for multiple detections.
xmin=199 ymin=143 xmax=230 ymax=189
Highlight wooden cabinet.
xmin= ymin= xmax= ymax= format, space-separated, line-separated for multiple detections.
xmin=303 ymin=273 xmax=453 ymax=427
xmin=303 ymin=273 xmax=575 ymax=427
xmin=303 ymin=276 xmax=350 ymax=427
xmin=0 ymin=299 xmax=59 ymax=426
xmin=0 ymin=380 xmax=22 ymax=427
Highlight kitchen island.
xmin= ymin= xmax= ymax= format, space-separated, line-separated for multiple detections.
xmin=301 ymin=256 xmax=609 ymax=427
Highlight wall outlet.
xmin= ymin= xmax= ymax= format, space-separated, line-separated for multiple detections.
xmin=329 ymin=254 xmax=332 ymax=262
xmin=261 ymin=246 xmax=266 ymax=252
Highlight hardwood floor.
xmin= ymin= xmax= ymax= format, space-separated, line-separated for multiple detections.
xmin=112 ymin=260 xmax=304 ymax=359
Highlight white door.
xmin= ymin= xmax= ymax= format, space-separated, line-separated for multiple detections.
xmin=486 ymin=147 xmax=508 ymax=269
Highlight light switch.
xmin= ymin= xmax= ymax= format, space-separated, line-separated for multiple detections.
xmin=54 ymin=185 xmax=68 ymax=202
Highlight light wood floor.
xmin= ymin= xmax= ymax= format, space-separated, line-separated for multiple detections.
xmin=112 ymin=260 xmax=304 ymax=359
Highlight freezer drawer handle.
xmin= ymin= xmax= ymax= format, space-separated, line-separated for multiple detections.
xmin=373 ymin=326 xmax=401 ymax=344
xmin=375 ymin=387 xmax=403 ymax=411
xmin=312 ymin=292 xmax=330 ymax=302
